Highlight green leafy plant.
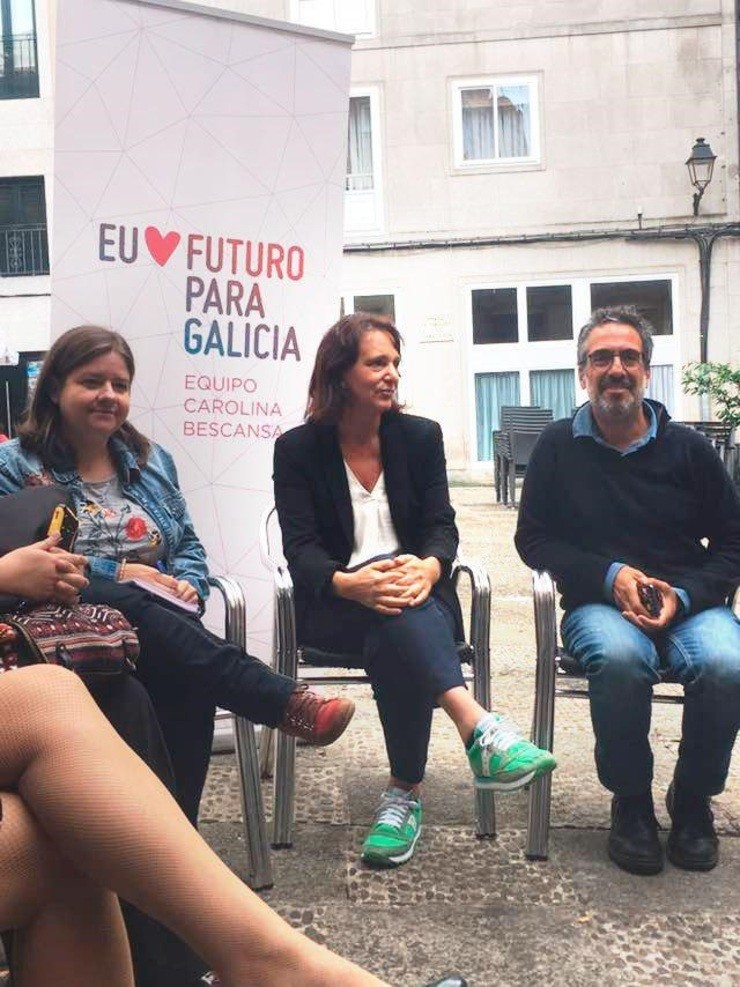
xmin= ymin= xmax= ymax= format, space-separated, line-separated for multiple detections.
xmin=681 ymin=362 xmax=740 ymax=429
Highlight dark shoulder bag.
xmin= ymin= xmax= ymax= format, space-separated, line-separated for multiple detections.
xmin=0 ymin=485 xmax=139 ymax=681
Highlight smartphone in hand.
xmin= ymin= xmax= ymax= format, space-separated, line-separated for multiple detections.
xmin=638 ymin=583 xmax=663 ymax=618
xmin=47 ymin=504 xmax=79 ymax=551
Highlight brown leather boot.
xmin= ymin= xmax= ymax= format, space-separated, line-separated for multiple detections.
xmin=279 ymin=684 xmax=355 ymax=746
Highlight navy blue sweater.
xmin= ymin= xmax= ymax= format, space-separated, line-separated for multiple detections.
xmin=514 ymin=401 xmax=740 ymax=614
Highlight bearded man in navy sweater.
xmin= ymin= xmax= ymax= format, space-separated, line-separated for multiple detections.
xmin=515 ymin=305 xmax=740 ymax=877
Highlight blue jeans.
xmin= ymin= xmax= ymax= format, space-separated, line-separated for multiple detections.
xmin=562 ymin=604 xmax=740 ymax=797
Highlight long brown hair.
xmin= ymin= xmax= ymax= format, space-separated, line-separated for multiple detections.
xmin=18 ymin=325 xmax=151 ymax=469
xmin=306 ymin=312 xmax=403 ymax=423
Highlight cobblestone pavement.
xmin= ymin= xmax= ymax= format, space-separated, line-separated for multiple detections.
xmin=199 ymin=486 xmax=740 ymax=987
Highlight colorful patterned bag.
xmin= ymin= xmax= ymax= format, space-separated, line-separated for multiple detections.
xmin=0 ymin=603 xmax=139 ymax=681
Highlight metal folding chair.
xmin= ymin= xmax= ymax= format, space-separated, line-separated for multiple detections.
xmin=681 ymin=420 xmax=737 ymax=480
xmin=494 ymin=407 xmax=554 ymax=507
xmin=207 ymin=575 xmax=273 ymax=889
xmin=525 ymin=570 xmax=685 ymax=861
xmin=259 ymin=505 xmax=496 ymax=849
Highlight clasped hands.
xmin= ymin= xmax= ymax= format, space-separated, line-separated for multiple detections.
xmin=118 ymin=561 xmax=200 ymax=606
xmin=612 ymin=564 xmax=679 ymax=633
xmin=332 ymin=554 xmax=442 ymax=616
xmin=0 ymin=535 xmax=88 ymax=605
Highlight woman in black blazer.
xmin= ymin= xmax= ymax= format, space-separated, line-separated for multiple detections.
xmin=274 ymin=312 xmax=555 ymax=868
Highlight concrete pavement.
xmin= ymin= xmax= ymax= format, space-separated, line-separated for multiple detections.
xmin=199 ymin=485 xmax=740 ymax=987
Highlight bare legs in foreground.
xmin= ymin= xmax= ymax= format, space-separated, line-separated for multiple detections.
xmin=0 ymin=665 xmax=387 ymax=987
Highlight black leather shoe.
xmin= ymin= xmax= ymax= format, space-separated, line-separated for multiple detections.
xmin=424 ymin=977 xmax=468 ymax=987
xmin=608 ymin=792 xmax=663 ymax=875
xmin=666 ymin=782 xmax=718 ymax=871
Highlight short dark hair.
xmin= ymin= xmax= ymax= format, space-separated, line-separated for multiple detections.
xmin=305 ymin=312 xmax=403 ymax=423
xmin=18 ymin=324 xmax=151 ymax=469
xmin=577 ymin=306 xmax=654 ymax=367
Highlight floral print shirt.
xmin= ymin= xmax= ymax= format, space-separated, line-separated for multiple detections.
xmin=76 ymin=475 xmax=166 ymax=566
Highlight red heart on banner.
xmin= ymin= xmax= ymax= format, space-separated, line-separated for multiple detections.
xmin=144 ymin=226 xmax=181 ymax=266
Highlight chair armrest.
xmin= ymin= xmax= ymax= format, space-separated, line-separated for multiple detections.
xmin=259 ymin=505 xmax=281 ymax=572
xmin=452 ymin=554 xmax=491 ymax=708
xmin=207 ymin=575 xmax=246 ymax=647
xmin=258 ymin=505 xmax=299 ymax=675
xmin=531 ymin=570 xmax=558 ymax=750
xmin=272 ymin=564 xmax=298 ymax=681
xmin=532 ymin=570 xmax=557 ymax=666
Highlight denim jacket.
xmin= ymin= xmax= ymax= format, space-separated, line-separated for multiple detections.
xmin=0 ymin=437 xmax=210 ymax=601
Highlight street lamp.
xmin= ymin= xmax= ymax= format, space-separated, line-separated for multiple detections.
xmin=686 ymin=137 xmax=716 ymax=216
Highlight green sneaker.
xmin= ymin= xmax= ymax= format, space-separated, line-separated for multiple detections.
xmin=466 ymin=713 xmax=556 ymax=791
xmin=361 ymin=787 xmax=422 ymax=867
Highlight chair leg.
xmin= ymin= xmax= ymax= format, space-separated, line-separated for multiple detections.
xmin=259 ymin=725 xmax=275 ymax=779
xmin=526 ymin=571 xmax=558 ymax=861
xmin=208 ymin=575 xmax=274 ymax=888
xmin=272 ymin=732 xmax=296 ymax=848
xmin=272 ymin=579 xmax=298 ymax=848
xmin=526 ymin=772 xmax=553 ymax=861
xmin=475 ymin=788 xmax=496 ymax=839
xmin=508 ymin=460 xmax=516 ymax=509
xmin=464 ymin=558 xmax=496 ymax=839
xmin=234 ymin=717 xmax=274 ymax=889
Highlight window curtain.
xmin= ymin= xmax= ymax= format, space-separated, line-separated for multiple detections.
xmin=346 ymin=96 xmax=374 ymax=191
xmin=462 ymin=88 xmax=495 ymax=160
xmin=530 ymin=369 xmax=576 ymax=421
xmin=498 ymin=85 xmax=530 ymax=157
xmin=645 ymin=364 xmax=674 ymax=414
xmin=475 ymin=371 xmax=520 ymax=460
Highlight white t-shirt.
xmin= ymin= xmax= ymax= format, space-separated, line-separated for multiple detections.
xmin=344 ymin=462 xmax=400 ymax=569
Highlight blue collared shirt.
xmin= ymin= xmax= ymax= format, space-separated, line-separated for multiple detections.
xmin=572 ymin=401 xmax=658 ymax=453
xmin=573 ymin=402 xmax=690 ymax=613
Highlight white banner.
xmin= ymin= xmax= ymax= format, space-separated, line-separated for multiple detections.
xmin=52 ymin=0 xmax=351 ymax=656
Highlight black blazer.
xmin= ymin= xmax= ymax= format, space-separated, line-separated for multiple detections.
xmin=273 ymin=412 xmax=464 ymax=638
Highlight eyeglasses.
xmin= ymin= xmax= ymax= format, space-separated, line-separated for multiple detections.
xmin=585 ymin=348 xmax=644 ymax=370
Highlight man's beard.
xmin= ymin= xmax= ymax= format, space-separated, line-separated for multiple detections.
xmin=594 ymin=376 xmax=643 ymax=419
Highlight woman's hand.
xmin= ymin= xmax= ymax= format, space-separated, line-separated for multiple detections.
xmin=119 ymin=562 xmax=200 ymax=605
xmin=390 ymin=554 xmax=442 ymax=607
xmin=0 ymin=536 xmax=88 ymax=604
xmin=332 ymin=559 xmax=416 ymax=616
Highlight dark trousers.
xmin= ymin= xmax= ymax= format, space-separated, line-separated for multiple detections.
xmin=301 ymin=595 xmax=465 ymax=784
xmin=83 ymin=577 xmax=296 ymax=824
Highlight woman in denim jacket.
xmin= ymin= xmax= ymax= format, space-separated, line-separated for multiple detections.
xmin=0 ymin=325 xmax=354 ymax=825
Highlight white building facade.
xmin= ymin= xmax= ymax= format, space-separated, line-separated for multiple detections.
xmin=2 ymin=0 xmax=739 ymax=470
xmin=281 ymin=0 xmax=740 ymax=474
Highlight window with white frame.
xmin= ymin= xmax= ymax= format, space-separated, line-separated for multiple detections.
xmin=452 ymin=76 xmax=540 ymax=169
xmin=0 ymin=0 xmax=39 ymax=99
xmin=590 ymin=279 xmax=673 ymax=336
xmin=345 ymin=90 xmax=383 ymax=235
xmin=0 ymin=176 xmax=49 ymax=276
xmin=289 ymin=0 xmax=376 ymax=37
xmin=347 ymin=96 xmax=373 ymax=192
xmin=469 ymin=275 xmax=678 ymax=463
